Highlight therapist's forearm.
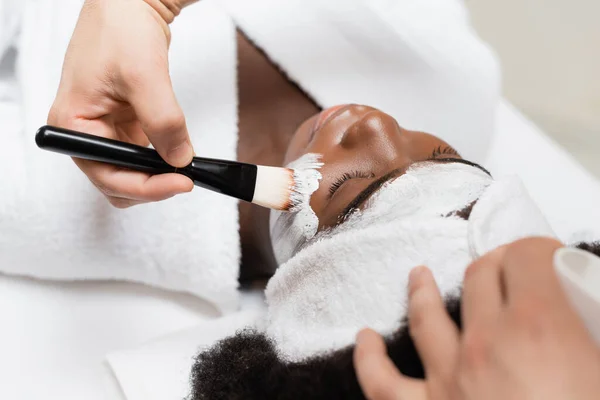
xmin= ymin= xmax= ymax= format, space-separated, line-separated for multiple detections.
xmin=141 ymin=0 xmax=199 ymax=24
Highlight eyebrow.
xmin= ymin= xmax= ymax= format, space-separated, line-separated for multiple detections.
xmin=336 ymin=158 xmax=491 ymax=223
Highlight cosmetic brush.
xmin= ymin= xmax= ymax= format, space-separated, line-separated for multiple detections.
xmin=35 ymin=125 xmax=307 ymax=211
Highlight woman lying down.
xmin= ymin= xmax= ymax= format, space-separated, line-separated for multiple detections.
xmin=189 ymin=104 xmax=600 ymax=399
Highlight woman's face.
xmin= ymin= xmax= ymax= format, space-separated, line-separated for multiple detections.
xmin=285 ymin=104 xmax=488 ymax=229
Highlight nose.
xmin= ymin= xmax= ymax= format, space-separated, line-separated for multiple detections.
xmin=340 ymin=110 xmax=396 ymax=149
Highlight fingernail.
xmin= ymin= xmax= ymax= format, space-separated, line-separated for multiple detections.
xmin=355 ymin=328 xmax=372 ymax=346
xmin=167 ymin=141 xmax=193 ymax=166
xmin=409 ymin=266 xmax=426 ymax=285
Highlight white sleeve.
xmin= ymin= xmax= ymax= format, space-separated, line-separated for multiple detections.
xmin=218 ymin=0 xmax=500 ymax=163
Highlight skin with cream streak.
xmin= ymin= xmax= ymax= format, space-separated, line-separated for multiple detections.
xmin=240 ymin=104 xmax=468 ymax=278
xmin=284 ymin=104 xmax=464 ymax=230
xmin=236 ymin=33 xmax=471 ymax=280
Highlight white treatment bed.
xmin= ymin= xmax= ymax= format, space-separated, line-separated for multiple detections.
xmin=2 ymin=5 xmax=600 ymax=400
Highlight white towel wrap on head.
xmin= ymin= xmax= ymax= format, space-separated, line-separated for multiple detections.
xmin=266 ymin=163 xmax=555 ymax=361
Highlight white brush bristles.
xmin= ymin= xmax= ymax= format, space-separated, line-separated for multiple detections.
xmin=253 ymin=155 xmax=323 ymax=211
xmin=252 ymin=166 xmax=295 ymax=211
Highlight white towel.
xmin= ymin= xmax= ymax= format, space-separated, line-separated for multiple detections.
xmin=468 ymin=177 xmax=558 ymax=257
xmin=265 ymin=164 xmax=555 ymax=361
xmin=1 ymin=0 xmax=241 ymax=313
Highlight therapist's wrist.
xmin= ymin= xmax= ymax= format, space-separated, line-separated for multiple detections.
xmin=140 ymin=0 xmax=198 ymax=24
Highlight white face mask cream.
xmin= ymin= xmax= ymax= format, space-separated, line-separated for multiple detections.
xmin=270 ymin=154 xmax=323 ymax=265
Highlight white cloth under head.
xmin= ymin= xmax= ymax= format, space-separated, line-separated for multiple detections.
xmin=265 ymin=163 xmax=556 ymax=361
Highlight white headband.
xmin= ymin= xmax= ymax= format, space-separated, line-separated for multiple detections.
xmin=265 ymin=163 xmax=555 ymax=361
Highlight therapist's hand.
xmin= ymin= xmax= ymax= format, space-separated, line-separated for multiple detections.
xmin=48 ymin=0 xmax=198 ymax=208
xmin=354 ymin=238 xmax=600 ymax=400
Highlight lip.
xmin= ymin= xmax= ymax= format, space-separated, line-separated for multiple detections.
xmin=313 ymin=104 xmax=351 ymax=133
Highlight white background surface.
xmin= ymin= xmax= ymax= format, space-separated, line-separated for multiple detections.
xmin=466 ymin=0 xmax=600 ymax=178
xmin=0 ymin=274 xmax=219 ymax=400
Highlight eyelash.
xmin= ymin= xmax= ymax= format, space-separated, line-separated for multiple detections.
xmin=327 ymin=146 xmax=458 ymax=199
xmin=429 ymin=146 xmax=459 ymax=159
xmin=328 ymin=170 xmax=373 ymax=197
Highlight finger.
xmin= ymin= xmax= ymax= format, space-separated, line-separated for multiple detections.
xmin=407 ymin=266 xmax=459 ymax=380
xmin=354 ymin=329 xmax=426 ymax=400
xmin=122 ymin=61 xmax=194 ymax=167
xmin=501 ymin=237 xmax=565 ymax=306
xmin=75 ymin=158 xmax=193 ymax=202
xmin=462 ymin=247 xmax=505 ymax=331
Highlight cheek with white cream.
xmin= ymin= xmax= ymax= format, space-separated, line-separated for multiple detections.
xmin=270 ymin=154 xmax=323 ymax=265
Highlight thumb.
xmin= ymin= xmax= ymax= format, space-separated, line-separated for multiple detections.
xmin=126 ymin=64 xmax=194 ymax=167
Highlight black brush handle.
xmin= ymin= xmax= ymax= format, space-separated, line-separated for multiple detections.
xmin=35 ymin=125 xmax=258 ymax=202
xmin=36 ymin=125 xmax=177 ymax=174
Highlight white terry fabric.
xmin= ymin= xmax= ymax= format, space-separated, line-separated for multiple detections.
xmin=265 ymin=164 xmax=556 ymax=361
xmin=0 ymin=0 xmax=240 ymax=313
xmin=219 ymin=0 xmax=500 ymax=163
xmin=468 ymin=177 xmax=556 ymax=257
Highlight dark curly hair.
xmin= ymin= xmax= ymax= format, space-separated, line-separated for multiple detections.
xmin=189 ymin=241 xmax=600 ymax=400
xmin=189 ymin=297 xmax=461 ymax=400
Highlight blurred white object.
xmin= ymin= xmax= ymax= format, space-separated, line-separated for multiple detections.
xmin=555 ymin=248 xmax=600 ymax=344
xmin=0 ymin=0 xmax=21 ymax=56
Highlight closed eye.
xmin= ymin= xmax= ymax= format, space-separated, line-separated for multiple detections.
xmin=328 ymin=170 xmax=375 ymax=199
xmin=335 ymin=156 xmax=491 ymax=223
